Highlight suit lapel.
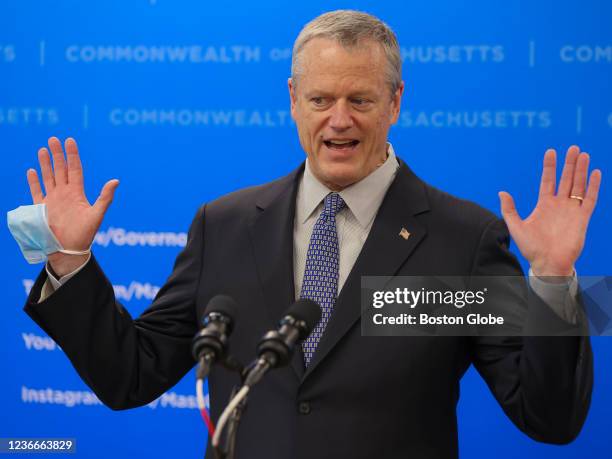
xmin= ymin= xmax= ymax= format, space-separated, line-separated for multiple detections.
xmin=302 ymin=162 xmax=430 ymax=381
xmin=249 ymin=165 xmax=306 ymax=380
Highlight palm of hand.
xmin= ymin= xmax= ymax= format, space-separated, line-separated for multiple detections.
xmin=499 ymin=146 xmax=601 ymax=277
xmin=27 ymin=137 xmax=119 ymax=252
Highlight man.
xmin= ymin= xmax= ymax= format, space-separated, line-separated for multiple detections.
xmin=21 ymin=10 xmax=601 ymax=459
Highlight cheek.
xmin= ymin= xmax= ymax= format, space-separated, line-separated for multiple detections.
xmin=304 ymin=115 xmax=327 ymax=141
xmin=372 ymin=110 xmax=392 ymax=137
xmin=295 ymin=112 xmax=323 ymax=153
xmin=293 ymin=110 xmax=310 ymax=137
xmin=356 ymin=115 xmax=384 ymax=144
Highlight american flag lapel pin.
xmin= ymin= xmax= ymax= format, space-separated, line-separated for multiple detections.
xmin=399 ymin=227 xmax=411 ymax=240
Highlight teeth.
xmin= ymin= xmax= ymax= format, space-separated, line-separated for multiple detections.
xmin=328 ymin=140 xmax=355 ymax=145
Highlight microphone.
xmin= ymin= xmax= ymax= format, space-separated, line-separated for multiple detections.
xmin=192 ymin=295 xmax=238 ymax=379
xmin=243 ymin=299 xmax=321 ymax=387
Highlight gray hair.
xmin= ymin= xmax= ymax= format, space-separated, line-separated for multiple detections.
xmin=291 ymin=10 xmax=402 ymax=95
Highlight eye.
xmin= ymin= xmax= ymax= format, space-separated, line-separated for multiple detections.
xmin=310 ymin=97 xmax=328 ymax=107
xmin=351 ymin=97 xmax=371 ymax=107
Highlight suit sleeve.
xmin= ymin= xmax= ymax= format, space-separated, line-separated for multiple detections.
xmin=23 ymin=205 xmax=206 ymax=410
xmin=469 ymin=218 xmax=593 ymax=444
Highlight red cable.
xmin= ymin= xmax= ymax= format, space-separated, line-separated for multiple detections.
xmin=200 ymin=407 xmax=216 ymax=438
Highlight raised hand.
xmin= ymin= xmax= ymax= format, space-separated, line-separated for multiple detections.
xmin=498 ymin=145 xmax=602 ymax=278
xmin=27 ymin=137 xmax=119 ymax=276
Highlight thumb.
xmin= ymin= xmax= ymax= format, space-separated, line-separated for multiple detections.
xmin=93 ymin=179 xmax=120 ymax=216
xmin=498 ymin=191 xmax=522 ymax=232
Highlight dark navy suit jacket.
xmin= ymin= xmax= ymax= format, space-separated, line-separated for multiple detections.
xmin=25 ymin=159 xmax=592 ymax=458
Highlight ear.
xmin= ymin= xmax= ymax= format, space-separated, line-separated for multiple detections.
xmin=288 ymin=77 xmax=297 ymax=120
xmin=389 ymin=81 xmax=405 ymax=125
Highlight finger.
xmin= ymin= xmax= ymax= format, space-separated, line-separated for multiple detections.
xmin=38 ymin=147 xmax=56 ymax=193
xmin=582 ymin=169 xmax=602 ymax=216
xmin=26 ymin=169 xmax=44 ymax=204
xmin=64 ymin=137 xmax=84 ymax=186
xmin=48 ymin=136 xmax=68 ymax=186
xmin=538 ymin=149 xmax=556 ymax=199
xmin=570 ymin=152 xmax=589 ymax=201
xmin=93 ymin=179 xmax=120 ymax=217
xmin=557 ymin=145 xmax=580 ymax=197
xmin=498 ymin=191 xmax=522 ymax=234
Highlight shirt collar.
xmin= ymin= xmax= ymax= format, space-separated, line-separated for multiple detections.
xmin=299 ymin=143 xmax=400 ymax=228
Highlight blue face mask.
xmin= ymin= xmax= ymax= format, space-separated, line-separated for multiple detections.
xmin=7 ymin=204 xmax=90 ymax=264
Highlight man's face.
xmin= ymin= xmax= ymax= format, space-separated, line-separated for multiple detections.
xmin=289 ymin=38 xmax=404 ymax=191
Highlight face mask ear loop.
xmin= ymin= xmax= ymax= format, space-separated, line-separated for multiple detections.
xmin=57 ymin=244 xmax=93 ymax=256
xmin=41 ymin=205 xmax=93 ymax=257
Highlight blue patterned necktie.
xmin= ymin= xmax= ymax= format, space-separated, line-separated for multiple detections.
xmin=301 ymin=192 xmax=346 ymax=367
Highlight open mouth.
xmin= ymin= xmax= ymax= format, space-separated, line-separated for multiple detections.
xmin=324 ymin=139 xmax=360 ymax=150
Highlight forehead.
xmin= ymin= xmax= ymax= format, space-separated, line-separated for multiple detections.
xmin=297 ymin=38 xmax=387 ymax=93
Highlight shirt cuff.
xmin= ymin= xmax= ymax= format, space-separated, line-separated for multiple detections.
xmin=528 ymin=267 xmax=579 ymax=324
xmin=42 ymin=253 xmax=92 ymax=294
xmin=38 ymin=279 xmax=55 ymax=303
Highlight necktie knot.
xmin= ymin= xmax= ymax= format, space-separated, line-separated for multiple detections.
xmin=323 ymin=193 xmax=345 ymax=218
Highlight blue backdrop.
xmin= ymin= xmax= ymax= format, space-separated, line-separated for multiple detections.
xmin=1 ymin=1 xmax=610 ymax=457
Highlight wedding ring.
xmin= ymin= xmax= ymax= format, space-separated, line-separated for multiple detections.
xmin=570 ymin=195 xmax=584 ymax=202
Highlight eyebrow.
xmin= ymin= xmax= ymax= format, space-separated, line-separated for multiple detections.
xmin=304 ymin=90 xmax=333 ymax=98
xmin=304 ymin=90 xmax=376 ymax=99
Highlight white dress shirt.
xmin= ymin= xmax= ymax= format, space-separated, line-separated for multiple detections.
xmin=293 ymin=144 xmax=399 ymax=299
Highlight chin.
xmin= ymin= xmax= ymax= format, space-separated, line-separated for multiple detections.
xmin=318 ymin=166 xmax=363 ymax=190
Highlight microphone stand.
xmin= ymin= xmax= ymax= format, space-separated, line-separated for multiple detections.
xmin=215 ymin=363 xmax=252 ymax=459
xmin=214 ymin=355 xmax=272 ymax=459
xmin=224 ymin=390 xmax=247 ymax=459
xmin=207 ymin=356 xmax=244 ymax=459
xmin=211 ymin=390 xmax=246 ymax=459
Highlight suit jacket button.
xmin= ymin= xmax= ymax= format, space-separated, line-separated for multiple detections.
xmin=298 ymin=401 xmax=311 ymax=415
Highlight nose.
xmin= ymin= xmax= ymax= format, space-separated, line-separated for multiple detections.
xmin=328 ymin=100 xmax=354 ymax=130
